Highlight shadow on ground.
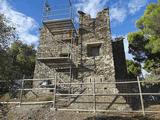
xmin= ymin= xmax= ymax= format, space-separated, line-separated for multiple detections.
xmin=84 ymin=116 xmax=151 ymax=120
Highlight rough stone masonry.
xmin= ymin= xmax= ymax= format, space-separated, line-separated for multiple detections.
xmin=33 ymin=8 xmax=132 ymax=111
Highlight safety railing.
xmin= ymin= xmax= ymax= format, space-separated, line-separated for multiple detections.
xmin=42 ymin=0 xmax=74 ymax=21
xmin=0 ymin=78 xmax=160 ymax=116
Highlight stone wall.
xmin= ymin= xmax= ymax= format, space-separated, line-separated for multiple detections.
xmin=33 ymin=8 xmax=131 ymax=111
xmin=67 ymin=9 xmax=131 ymax=110
xmin=78 ymin=9 xmax=115 ymax=82
xmin=112 ymin=38 xmax=128 ymax=80
xmin=37 ymin=27 xmax=72 ymax=58
xmin=33 ymin=26 xmax=73 ymax=87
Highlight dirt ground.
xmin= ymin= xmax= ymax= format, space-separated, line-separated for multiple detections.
xmin=0 ymin=103 xmax=160 ymax=120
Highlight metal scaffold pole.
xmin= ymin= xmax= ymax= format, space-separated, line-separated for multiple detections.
xmin=69 ymin=0 xmax=72 ymax=20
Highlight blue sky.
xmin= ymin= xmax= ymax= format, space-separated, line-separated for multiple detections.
xmin=0 ymin=0 xmax=158 ymax=60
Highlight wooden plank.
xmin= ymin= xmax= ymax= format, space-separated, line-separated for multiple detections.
xmin=137 ymin=76 xmax=145 ymax=116
xmin=50 ymin=29 xmax=73 ymax=34
xmin=45 ymin=21 xmax=72 ymax=25
xmin=21 ymin=101 xmax=53 ymax=105
xmin=53 ymin=73 xmax=57 ymax=110
xmin=47 ymin=24 xmax=73 ymax=29
xmin=19 ymin=76 xmax=24 ymax=106
xmin=57 ymin=109 xmax=137 ymax=113
xmin=48 ymin=26 xmax=73 ymax=30
xmin=18 ymin=88 xmax=55 ymax=91
xmin=55 ymin=93 xmax=160 ymax=96
xmin=0 ymin=102 xmax=20 ymax=104
xmin=69 ymin=51 xmax=72 ymax=102
xmin=48 ymin=81 xmax=160 ymax=85
xmin=0 ymin=101 xmax=52 ymax=105
xmin=58 ymin=108 xmax=160 ymax=113
xmin=43 ymin=19 xmax=72 ymax=25
xmin=23 ymin=78 xmax=55 ymax=81
xmin=49 ymin=81 xmax=138 ymax=85
xmin=93 ymin=78 xmax=96 ymax=113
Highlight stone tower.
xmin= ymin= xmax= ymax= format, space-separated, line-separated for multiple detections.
xmin=78 ymin=9 xmax=115 ymax=81
xmin=33 ymin=7 xmax=131 ymax=111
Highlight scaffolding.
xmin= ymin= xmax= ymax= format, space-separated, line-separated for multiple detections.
xmin=40 ymin=0 xmax=77 ymax=64
xmin=36 ymin=0 xmax=79 ymax=105
xmin=43 ymin=0 xmax=73 ymax=21
xmin=1 ymin=1 xmax=160 ymax=119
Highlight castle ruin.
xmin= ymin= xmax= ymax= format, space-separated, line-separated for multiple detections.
xmin=33 ymin=1 xmax=131 ymax=111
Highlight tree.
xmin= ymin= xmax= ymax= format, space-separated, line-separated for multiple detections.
xmin=0 ymin=14 xmax=15 ymax=49
xmin=128 ymin=1 xmax=160 ymax=73
xmin=0 ymin=14 xmax=36 ymax=81
xmin=0 ymin=14 xmax=17 ymax=93
xmin=0 ymin=14 xmax=36 ymax=94
xmin=0 ymin=40 xmax=36 ymax=81
xmin=0 ymin=14 xmax=16 ymax=81
xmin=0 ymin=48 xmax=12 ymax=80
xmin=8 ymin=40 xmax=36 ymax=79
xmin=126 ymin=60 xmax=141 ymax=79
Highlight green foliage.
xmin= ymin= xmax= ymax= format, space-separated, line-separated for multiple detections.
xmin=128 ymin=31 xmax=148 ymax=62
xmin=0 ymin=14 xmax=16 ymax=81
xmin=126 ymin=60 xmax=141 ymax=78
xmin=0 ymin=40 xmax=36 ymax=82
xmin=144 ymin=59 xmax=160 ymax=72
xmin=0 ymin=49 xmax=12 ymax=80
xmin=8 ymin=40 xmax=36 ymax=79
xmin=127 ymin=1 xmax=160 ymax=73
xmin=145 ymin=74 xmax=160 ymax=83
xmin=0 ymin=14 xmax=36 ymax=94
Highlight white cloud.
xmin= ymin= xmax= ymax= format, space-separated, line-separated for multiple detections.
xmin=110 ymin=7 xmax=127 ymax=23
xmin=75 ymin=0 xmax=128 ymax=23
xmin=110 ymin=0 xmax=146 ymax=23
xmin=128 ymin=0 xmax=147 ymax=14
xmin=75 ymin=0 xmax=108 ymax=18
xmin=0 ymin=0 xmax=39 ymax=45
xmin=74 ymin=0 xmax=147 ymax=24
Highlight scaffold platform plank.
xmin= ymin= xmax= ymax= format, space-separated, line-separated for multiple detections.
xmin=43 ymin=19 xmax=75 ymax=35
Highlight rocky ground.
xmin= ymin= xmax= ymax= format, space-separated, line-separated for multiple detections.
xmin=0 ymin=103 xmax=160 ymax=120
